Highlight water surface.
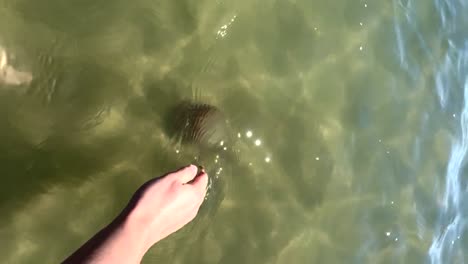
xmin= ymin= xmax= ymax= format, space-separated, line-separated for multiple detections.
xmin=0 ymin=0 xmax=467 ymax=263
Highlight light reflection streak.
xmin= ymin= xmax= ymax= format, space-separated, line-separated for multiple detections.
xmin=216 ymin=15 xmax=237 ymax=39
xmin=393 ymin=0 xmax=407 ymax=68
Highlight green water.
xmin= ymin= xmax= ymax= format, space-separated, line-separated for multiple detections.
xmin=1 ymin=0 xmax=468 ymax=263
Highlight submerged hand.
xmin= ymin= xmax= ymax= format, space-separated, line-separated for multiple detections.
xmin=129 ymin=164 xmax=209 ymax=249
xmin=63 ymin=164 xmax=208 ymax=264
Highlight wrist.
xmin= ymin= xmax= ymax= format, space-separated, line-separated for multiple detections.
xmin=121 ymin=209 xmax=150 ymax=252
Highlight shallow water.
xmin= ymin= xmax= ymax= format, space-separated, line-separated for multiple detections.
xmin=0 ymin=0 xmax=467 ymax=263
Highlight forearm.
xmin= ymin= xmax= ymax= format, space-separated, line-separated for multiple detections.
xmin=62 ymin=165 xmax=208 ymax=264
xmin=62 ymin=211 xmax=150 ymax=264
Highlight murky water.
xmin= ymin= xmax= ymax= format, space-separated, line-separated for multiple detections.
xmin=1 ymin=0 xmax=467 ymax=263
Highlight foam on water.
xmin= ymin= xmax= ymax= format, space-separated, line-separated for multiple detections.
xmin=392 ymin=0 xmax=468 ymax=262
xmin=429 ymin=43 xmax=468 ymax=263
xmin=428 ymin=0 xmax=468 ymax=263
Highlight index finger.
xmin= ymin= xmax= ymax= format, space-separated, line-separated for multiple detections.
xmin=189 ymin=171 xmax=209 ymax=196
xmin=168 ymin=164 xmax=198 ymax=184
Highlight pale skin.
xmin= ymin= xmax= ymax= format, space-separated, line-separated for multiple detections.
xmin=62 ymin=164 xmax=208 ymax=264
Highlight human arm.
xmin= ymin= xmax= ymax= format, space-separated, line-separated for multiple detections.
xmin=62 ymin=164 xmax=208 ymax=264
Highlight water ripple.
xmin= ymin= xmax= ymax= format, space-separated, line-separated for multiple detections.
xmin=429 ymin=43 xmax=468 ymax=263
xmin=392 ymin=0 xmax=468 ymax=262
xmin=428 ymin=1 xmax=468 ymax=262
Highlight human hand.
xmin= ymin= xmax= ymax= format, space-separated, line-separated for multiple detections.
xmin=126 ymin=164 xmax=209 ymax=251
xmin=62 ymin=165 xmax=208 ymax=264
xmin=0 ymin=46 xmax=33 ymax=85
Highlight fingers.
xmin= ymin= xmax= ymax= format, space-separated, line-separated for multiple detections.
xmin=170 ymin=164 xmax=198 ymax=184
xmin=189 ymin=171 xmax=208 ymax=195
xmin=168 ymin=165 xmax=209 ymax=198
